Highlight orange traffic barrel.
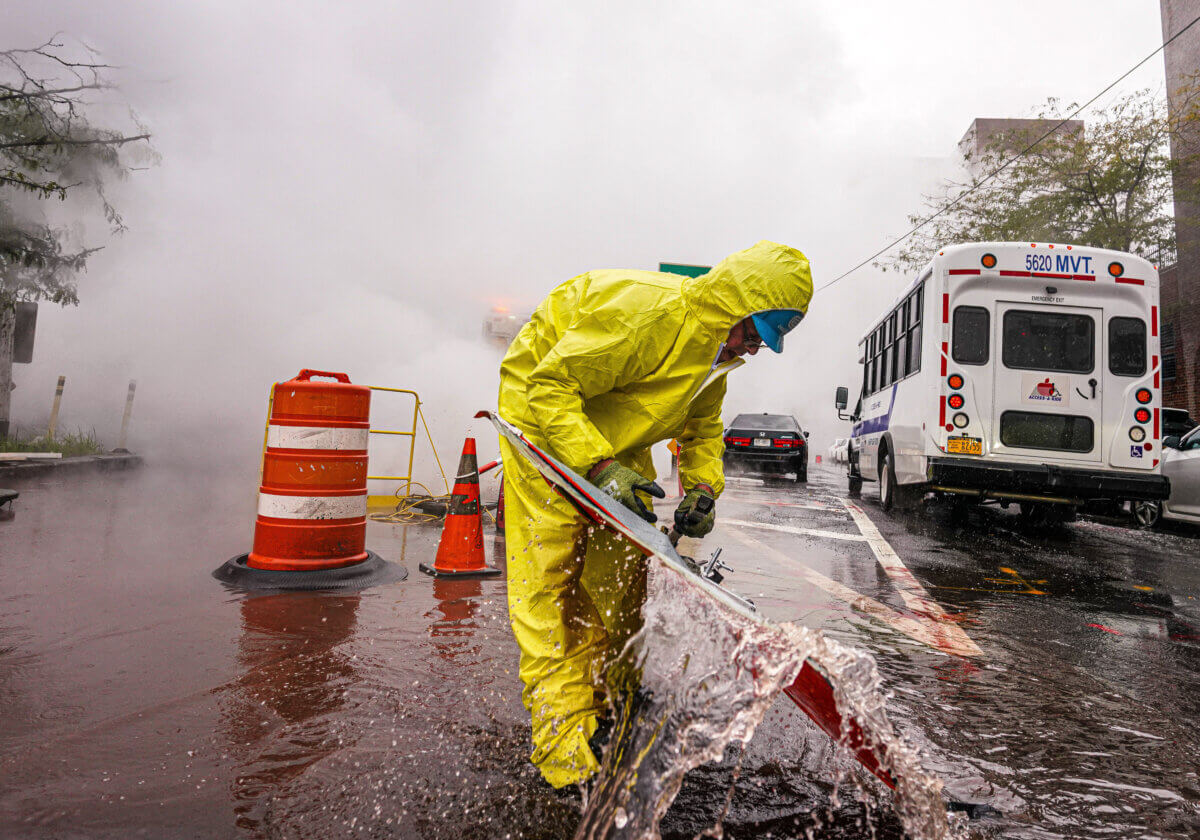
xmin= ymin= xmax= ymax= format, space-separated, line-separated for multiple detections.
xmin=215 ymin=369 xmax=402 ymax=590
xmin=419 ymin=438 xmax=501 ymax=578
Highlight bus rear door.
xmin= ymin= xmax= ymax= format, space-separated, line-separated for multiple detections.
xmin=990 ymin=303 xmax=1104 ymax=464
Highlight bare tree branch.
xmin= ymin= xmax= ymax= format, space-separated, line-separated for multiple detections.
xmin=0 ymin=133 xmax=150 ymax=150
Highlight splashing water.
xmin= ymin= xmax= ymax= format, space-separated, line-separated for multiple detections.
xmin=575 ymin=560 xmax=959 ymax=840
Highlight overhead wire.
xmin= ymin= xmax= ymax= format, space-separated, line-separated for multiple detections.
xmin=816 ymin=11 xmax=1200 ymax=294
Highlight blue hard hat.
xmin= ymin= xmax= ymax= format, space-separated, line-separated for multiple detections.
xmin=751 ymin=309 xmax=805 ymax=353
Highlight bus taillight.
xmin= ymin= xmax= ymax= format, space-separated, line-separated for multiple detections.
xmin=1135 ymin=388 xmax=1152 ymax=404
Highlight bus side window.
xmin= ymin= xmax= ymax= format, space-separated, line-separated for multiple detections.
xmin=952 ymin=306 xmax=990 ymax=365
xmin=888 ymin=311 xmax=900 ymax=383
xmin=907 ymin=286 xmax=923 ymax=375
xmin=1108 ymin=317 xmax=1146 ymax=376
xmin=878 ymin=326 xmax=888 ymax=391
xmin=879 ymin=323 xmax=891 ymax=390
xmin=908 ymin=314 xmax=922 ymax=375
xmin=868 ymin=333 xmax=878 ymax=393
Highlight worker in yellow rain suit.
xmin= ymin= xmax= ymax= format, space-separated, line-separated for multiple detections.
xmin=497 ymin=240 xmax=813 ymax=788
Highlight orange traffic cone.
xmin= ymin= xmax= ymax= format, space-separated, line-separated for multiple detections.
xmin=419 ymin=438 xmax=501 ymax=578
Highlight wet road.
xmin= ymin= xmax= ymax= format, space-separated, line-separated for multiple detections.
xmin=1 ymin=464 xmax=1199 ymax=838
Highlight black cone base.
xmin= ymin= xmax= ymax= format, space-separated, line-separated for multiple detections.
xmin=214 ymin=551 xmax=404 ymax=591
xmin=418 ymin=562 xmax=501 ymax=578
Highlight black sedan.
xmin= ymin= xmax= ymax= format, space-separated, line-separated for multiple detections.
xmin=1164 ymin=407 xmax=1198 ymax=440
xmin=722 ymin=413 xmax=809 ymax=483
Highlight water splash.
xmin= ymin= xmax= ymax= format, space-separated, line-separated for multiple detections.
xmin=576 ymin=561 xmax=957 ymax=840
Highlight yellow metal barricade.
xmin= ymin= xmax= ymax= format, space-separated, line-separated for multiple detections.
xmin=363 ymin=386 xmax=455 ymax=523
xmin=366 ymin=386 xmax=449 ymax=494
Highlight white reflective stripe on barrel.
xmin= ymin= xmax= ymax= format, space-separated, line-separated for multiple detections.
xmin=266 ymin=425 xmax=369 ymax=451
xmin=257 ymin=492 xmax=368 ymax=520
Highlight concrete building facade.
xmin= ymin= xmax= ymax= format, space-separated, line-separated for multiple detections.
xmin=1160 ymin=0 xmax=1200 ymax=417
xmin=958 ymin=118 xmax=1084 ymax=177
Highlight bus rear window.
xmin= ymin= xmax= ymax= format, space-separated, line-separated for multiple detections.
xmin=1108 ymin=317 xmax=1146 ymax=376
xmin=1003 ymin=310 xmax=1094 ymax=373
xmin=952 ymin=307 xmax=989 ymax=365
xmin=1000 ymin=411 xmax=1094 ymax=452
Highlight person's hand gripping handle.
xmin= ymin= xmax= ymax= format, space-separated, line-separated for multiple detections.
xmin=589 ymin=459 xmax=666 ymax=523
xmin=673 ymin=485 xmax=716 ymax=538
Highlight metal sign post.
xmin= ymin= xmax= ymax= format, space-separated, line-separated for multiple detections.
xmin=114 ymin=380 xmax=137 ymax=453
xmin=47 ymin=376 xmax=65 ymax=441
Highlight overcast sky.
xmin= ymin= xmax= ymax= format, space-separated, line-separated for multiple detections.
xmin=5 ymin=1 xmax=1170 ymax=480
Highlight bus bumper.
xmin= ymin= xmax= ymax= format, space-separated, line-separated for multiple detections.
xmin=926 ymin=457 xmax=1170 ymax=503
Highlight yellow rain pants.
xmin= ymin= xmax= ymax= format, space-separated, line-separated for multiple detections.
xmin=497 ymin=240 xmax=813 ymax=787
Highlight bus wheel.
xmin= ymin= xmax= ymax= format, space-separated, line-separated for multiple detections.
xmin=1132 ymin=500 xmax=1162 ymax=529
xmin=879 ymin=451 xmax=898 ymax=511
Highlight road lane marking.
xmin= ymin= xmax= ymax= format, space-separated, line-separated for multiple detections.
xmin=757 ymin=500 xmax=843 ymax=511
xmin=728 ymin=530 xmax=981 ymax=657
xmin=842 ymin=501 xmax=981 ymax=655
xmin=723 ymin=488 xmax=845 ymax=505
xmin=843 ymin=501 xmax=956 ymax=621
xmin=723 ymin=519 xmax=868 ymax=542
xmin=988 ymin=567 xmax=1047 ymax=595
xmin=933 ymin=566 xmax=1050 ymax=596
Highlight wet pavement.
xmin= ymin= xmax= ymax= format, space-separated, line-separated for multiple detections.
xmin=2 ymin=464 xmax=1199 ymax=838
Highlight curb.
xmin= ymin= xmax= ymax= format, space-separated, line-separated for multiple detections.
xmin=0 ymin=452 xmax=143 ymax=480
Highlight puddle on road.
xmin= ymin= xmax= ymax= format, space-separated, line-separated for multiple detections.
xmin=3 ymin=468 xmax=1200 ymax=838
xmin=579 ymin=561 xmax=954 ymax=840
xmin=0 ymin=470 xmax=930 ymax=839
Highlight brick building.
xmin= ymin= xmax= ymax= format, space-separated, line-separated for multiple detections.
xmin=1160 ymin=0 xmax=1200 ymax=417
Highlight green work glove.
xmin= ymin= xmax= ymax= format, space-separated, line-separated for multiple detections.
xmin=674 ymin=484 xmax=716 ymax=538
xmin=591 ymin=461 xmax=666 ymax=523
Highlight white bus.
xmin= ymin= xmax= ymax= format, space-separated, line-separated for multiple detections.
xmin=834 ymin=241 xmax=1170 ymax=519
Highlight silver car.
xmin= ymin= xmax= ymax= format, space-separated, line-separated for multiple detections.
xmin=1132 ymin=426 xmax=1200 ymax=527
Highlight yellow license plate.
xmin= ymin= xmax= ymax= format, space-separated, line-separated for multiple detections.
xmin=947 ymin=436 xmax=982 ymax=455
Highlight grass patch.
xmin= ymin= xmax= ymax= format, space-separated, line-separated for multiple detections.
xmin=0 ymin=428 xmax=107 ymax=457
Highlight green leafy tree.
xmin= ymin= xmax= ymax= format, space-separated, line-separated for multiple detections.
xmin=0 ymin=37 xmax=153 ymax=437
xmin=884 ymin=86 xmax=1200 ymax=274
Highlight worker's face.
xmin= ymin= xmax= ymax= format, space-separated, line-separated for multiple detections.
xmin=717 ymin=317 xmax=764 ymax=363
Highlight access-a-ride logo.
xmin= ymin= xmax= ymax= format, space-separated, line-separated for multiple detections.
xmin=1020 ymin=374 xmax=1071 ymax=406
xmin=1030 ymin=377 xmax=1064 ymax=403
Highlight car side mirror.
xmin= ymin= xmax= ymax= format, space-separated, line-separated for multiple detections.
xmin=803 ymin=430 xmax=809 ymax=439
xmin=835 ymin=386 xmax=848 ymax=410
xmin=1163 ymin=435 xmax=1182 ymax=450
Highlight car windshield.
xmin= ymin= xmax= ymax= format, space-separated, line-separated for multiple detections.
xmin=731 ymin=414 xmax=798 ymax=432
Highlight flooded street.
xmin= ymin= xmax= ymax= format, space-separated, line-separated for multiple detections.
xmin=2 ymin=464 xmax=1199 ymax=838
